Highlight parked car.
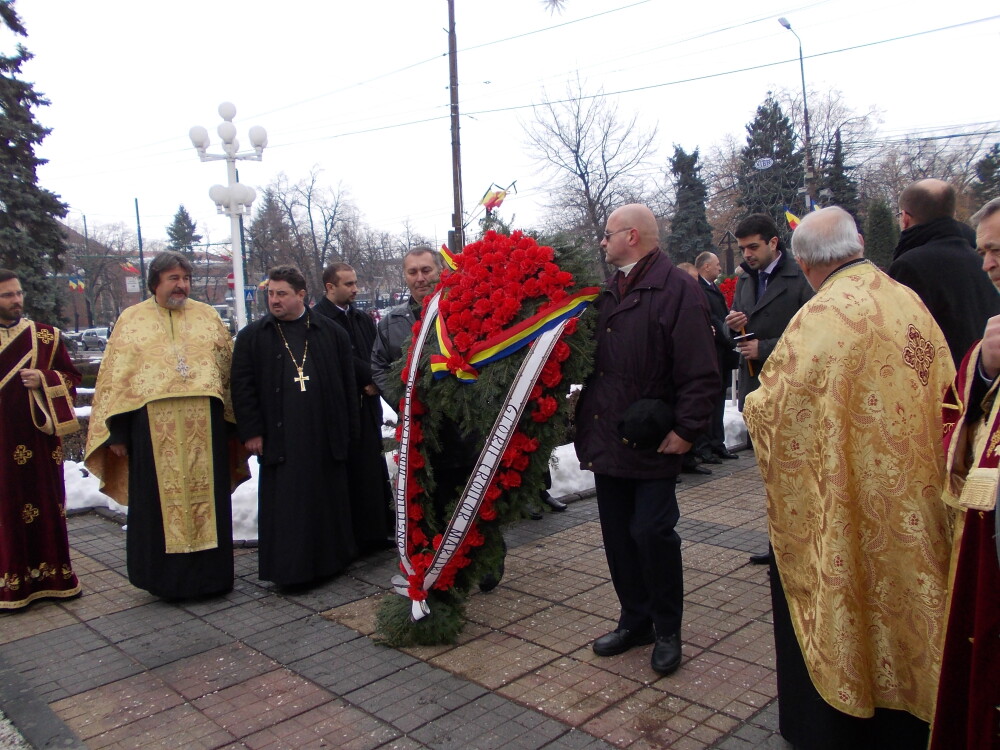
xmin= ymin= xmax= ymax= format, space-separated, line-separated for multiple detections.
xmin=81 ymin=327 xmax=109 ymax=351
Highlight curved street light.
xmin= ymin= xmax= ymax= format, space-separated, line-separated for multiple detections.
xmin=189 ymin=102 xmax=268 ymax=330
xmin=778 ymin=17 xmax=814 ymax=212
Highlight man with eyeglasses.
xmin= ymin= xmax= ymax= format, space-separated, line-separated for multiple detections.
xmin=0 ymin=269 xmax=82 ymax=610
xmin=575 ymin=204 xmax=717 ymax=676
xmin=888 ymin=178 xmax=1000 ymax=367
xmin=724 ymin=213 xmax=813 ymax=566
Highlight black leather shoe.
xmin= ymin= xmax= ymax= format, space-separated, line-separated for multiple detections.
xmin=748 ymin=552 xmax=773 ymax=565
xmin=682 ymin=463 xmax=712 ymax=475
xmin=592 ymin=626 xmax=655 ymax=657
xmin=528 ymin=505 xmax=543 ymax=521
xmin=650 ymin=632 xmax=682 ymax=675
xmin=541 ymin=494 xmax=568 ymax=512
xmin=713 ymin=448 xmax=739 ymax=460
xmin=701 ymin=455 xmax=723 ymax=465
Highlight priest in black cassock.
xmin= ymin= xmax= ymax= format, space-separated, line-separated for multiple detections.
xmin=314 ymin=262 xmax=393 ymax=551
xmin=231 ymin=265 xmax=360 ymax=588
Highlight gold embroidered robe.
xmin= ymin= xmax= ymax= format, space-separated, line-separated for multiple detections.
xmin=743 ymin=262 xmax=954 ymax=722
xmin=85 ymin=298 xmax=248 ymax=553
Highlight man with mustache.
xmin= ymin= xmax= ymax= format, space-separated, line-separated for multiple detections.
xmin=86 ymin=251 xmax=249 ymax=599
xmin=0 ymin=269 xmax=82 ymax=610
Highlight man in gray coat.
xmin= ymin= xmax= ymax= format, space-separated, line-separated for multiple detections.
xmin=724 ymin=213 xmax=813 ymax=565
xmin=371 ymin=246 xmax=441 ymax=401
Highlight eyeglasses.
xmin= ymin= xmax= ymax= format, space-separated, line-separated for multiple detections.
xmin=603 ymin=227 xmax=633 ymax=240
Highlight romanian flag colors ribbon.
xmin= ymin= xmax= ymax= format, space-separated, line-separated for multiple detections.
xmin=439 ymin=244 xmax=458 ymax=271
xmin=430 ymin=286 xmax=599 ymax=382
xmin=784 ymin=207 xmax=801 ymax=230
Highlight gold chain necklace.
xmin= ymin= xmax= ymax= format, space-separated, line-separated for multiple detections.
xmin=275 ymin=315 xmax=310 ymax=392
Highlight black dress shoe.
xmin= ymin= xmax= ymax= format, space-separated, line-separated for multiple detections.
xmin=713 ymin=448 xmax=739 ymax=460
xmin=592 ymin=626 xmax=655 ymax=657
xmin=650 ymin=632 xmax=682 ymax=675
xmin=682 ymin=463 xmax=712 ymax=475
xmin=541 ymin=494 xmax=568 ymax=512
xmin=748 ymin=552 xmax=773 ymax=565
xmin=701 ymin=455 xmax=723 ymax=465
xmin=528 ymin=505 xmax=543 ymax=521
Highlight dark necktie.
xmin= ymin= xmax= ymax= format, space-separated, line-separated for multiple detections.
xmin=757 ymin=271 xmax=770 ymax=302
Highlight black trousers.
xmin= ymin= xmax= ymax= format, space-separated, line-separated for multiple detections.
xmin=595 ymin=474 xmax=683 ymax=636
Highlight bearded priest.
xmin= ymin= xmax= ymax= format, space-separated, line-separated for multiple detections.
xmin=0 ymin=269 xmax=81 ymax=610
xmin=743 ymin=207 xmax=955 ymax=750
xmin=86 ymin=251 xmax=249 ymax=600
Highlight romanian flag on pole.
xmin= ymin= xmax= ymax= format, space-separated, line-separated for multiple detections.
xmin=784 ymin=207 xmax=801 ymax=230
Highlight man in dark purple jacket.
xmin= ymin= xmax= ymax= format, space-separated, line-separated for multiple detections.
xmin=575 ymin=203 xmax=718 ymax=676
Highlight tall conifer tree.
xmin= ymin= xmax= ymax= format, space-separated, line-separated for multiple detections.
xmin=165 ymin=205 xmax=202 ymax=256
xmin=863 ymin=198 xmax=899 ymax=270
xmin=737 ymin=95 xmax=803 ymax=234
xmin=972 ymin=144 xmax=1000 ymax=206
xmin=821 ymin=129 xmax=860 ymax=220
xmin=667 ymin=146 xmax=714 ymax=264
xmin=0 ymin=0 xmax=69 ymax=322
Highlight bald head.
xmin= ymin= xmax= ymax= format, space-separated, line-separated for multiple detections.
xmin=602 ymin=204 xmax=659 ymax=267
xmin=899 ymin=179 xmax=956 ymax=227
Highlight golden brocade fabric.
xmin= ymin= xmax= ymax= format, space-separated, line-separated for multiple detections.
xmin=743 ymin=262 xmax=955 ymax=722
xmin=147 ymin=397 xmax=218 ymax=553
xmin=85 ymin=297 xmax=237 ymax=507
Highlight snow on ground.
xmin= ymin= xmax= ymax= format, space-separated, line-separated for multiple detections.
xmin=65 ymin=405 xmax=747 ymax=542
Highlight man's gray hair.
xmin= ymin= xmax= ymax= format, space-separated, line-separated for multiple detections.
xmin=403 ymin=245 xmax=441 ymax=269
xmin=694 ymin=251 xmax=717 ymax=269
xmin=970 ymin=197 xmax=1000 ymax=229
xmin=791 ymin=207 xmax=863 ymax=265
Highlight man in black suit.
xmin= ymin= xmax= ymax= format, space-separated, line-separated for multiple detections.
xmin=314 ymin=262 xmax=393 ymax=552
xmin=694 ymin=251 xmax=739 ymax=462
xmin=725 ymin=214 xmax=814 ymax=566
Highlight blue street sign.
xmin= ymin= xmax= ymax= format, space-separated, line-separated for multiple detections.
xmin=244 ymin=288 xmax=255 ymax=303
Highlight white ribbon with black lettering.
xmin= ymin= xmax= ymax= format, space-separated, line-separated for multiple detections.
xmin=392 ymin=297 xmax=566 ymax=621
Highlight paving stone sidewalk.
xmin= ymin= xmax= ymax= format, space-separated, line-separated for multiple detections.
xmin=0 ymin=455 xmax=790 ymax=749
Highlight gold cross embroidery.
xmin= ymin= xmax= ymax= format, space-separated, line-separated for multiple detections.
xmin=35 ymin=328 xmax=54 ymax=345
xmin=21 ymin=504 xmax=39 ymax=524
xmin=13 ymin=445 xmax=33 ymax=465
xmin=51 ymin=446 xmax=64 ymax=465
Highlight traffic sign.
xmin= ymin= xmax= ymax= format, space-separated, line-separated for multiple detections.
xmin=227 ymin=273 xmax=235 ymax=290
xmin=244 ymin=288 xmax=255 ymax=303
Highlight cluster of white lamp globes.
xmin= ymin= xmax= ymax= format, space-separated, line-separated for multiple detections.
xmin=188 ymin=102 xmax=267 ymax=329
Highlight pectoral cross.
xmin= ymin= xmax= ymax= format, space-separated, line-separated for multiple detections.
xmin=293 ymin=367 xmax=310 ymax=392
xmin=176 ymin=356 xmax=191 ymax=378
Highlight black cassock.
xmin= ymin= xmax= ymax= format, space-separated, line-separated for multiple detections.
xmin=109 ymin=399 xmax=234 ymax=599
xmin=314 ymin=297 xmax=393 ymax=549
xmin=232 ymin=311 xmax=359 ymax=587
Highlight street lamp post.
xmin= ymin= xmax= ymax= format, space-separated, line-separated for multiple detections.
xmin=189 ymin=102 xmax=267 ymax=330
xmin=778 ymin=17 xmax=814 ymax=212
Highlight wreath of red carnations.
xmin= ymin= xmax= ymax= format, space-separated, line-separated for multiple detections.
xmin=394 ymin=230 xmax=585 ymax=605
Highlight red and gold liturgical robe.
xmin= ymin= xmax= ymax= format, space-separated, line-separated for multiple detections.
xmin=0 ymin=320 xmax=81 ymax=609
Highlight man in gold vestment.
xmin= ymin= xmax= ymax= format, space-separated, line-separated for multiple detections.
xmin=743 ymin=207 xmax=955 ymax=749
xmin=86 ymin=251 xmax=248 ymax=599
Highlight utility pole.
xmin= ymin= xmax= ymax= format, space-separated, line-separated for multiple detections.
xmin=447 ymin=0 xmax=464 ymax=252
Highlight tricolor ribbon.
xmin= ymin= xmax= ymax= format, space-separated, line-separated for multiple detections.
xmin=393 ymin=294 xmax=567 ymax=620
xmin=429 ymin=287 xmax=599 ymax=382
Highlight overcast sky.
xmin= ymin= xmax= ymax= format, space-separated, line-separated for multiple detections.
xmin=5 ymin=0 xmax=998 ymax=251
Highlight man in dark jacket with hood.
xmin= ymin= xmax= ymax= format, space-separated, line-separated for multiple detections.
xmin=575 ymin=203 xmax=718 ymax=676
xmin=889 ymin=178 xmax=1000 ymax=367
